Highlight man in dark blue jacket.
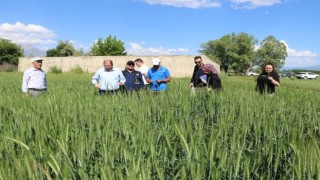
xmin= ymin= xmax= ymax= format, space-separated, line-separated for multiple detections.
xmin=122 ymin=60 xmax=145 ymax=92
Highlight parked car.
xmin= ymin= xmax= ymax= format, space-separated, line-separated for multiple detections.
xmin=295 ymin=72 xmax=319 ymax=79
xmin=280 ymin=72 xmax=295 ymax=78
xmin=247 ymin=71 xmax=259 ymax=76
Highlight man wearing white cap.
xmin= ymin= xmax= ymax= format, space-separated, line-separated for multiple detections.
xmin=22 ymin=57 xmax=47 ymax=97
xmin=146 ymin=58 xmax=171 ymax=92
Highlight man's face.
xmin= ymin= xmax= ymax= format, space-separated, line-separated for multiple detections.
xmin=264 ymin=65 xmax=273 ymax=73
xmin=33 ymin=60 xmax=43 ymax=70
xmin=104 ymin=61 xmax=113 ymax=71
xmin=127 ymin=63 xmax=135 ymax=70
xmin=153 ymin=64 xmax=160 ymax=69
xmin=135 ymin=61 xmax=141 ymax=68
xmin=194 ymin=58 xmax=202 ymax=66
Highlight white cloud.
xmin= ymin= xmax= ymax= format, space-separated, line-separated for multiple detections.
xmin=126 ymin=42 xmax=189 ymax=55
xmin=143 ymin=0 xmax=221 ymax=9
xmin=0 ymin=22 xmax=56 ymax=45
xmin=228 ymin=0 xmax=286 ymax=9
xmin=281 ymin=41 xmax=319 ymax=68
xmin=142 ymin=0 xmax=288 ymax=9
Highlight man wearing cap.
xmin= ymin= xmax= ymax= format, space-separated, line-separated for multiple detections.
xmin=146 ymin=58 xmax=171 ymax=92
xmin=92 ymin=59 xmax=126 ymax=95
xmin=122 ymin=60 xmax=145 ymax=92
xmin=22 ymin=57 xmax=47 ymax=98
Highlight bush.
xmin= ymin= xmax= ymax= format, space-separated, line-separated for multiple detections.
xmin=0 ymin=63 xmax=17 ymax=72
xmin=69 ymin=65 xmax=85 ymax=74
xmin=49 ymin=66 xmax=62 ymax=74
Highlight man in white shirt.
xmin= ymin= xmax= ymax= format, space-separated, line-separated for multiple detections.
xmin=134 ymin=58 xmax=149 ymax=85
xmin=22 ymin=57 xmax=47 ymax=98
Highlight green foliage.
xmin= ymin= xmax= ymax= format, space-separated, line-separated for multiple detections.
xmin=46 ymin=40 xmax=80 ymax=57
xmin=0 ymin=38 xmax=23 ymax=65
xmin=69 ymin=65 xmax=85 ymax=74
xmin=254 ymin=35 xmax=287 ymax=69
xmin=1 ymin=73 xmax=320 ymax=179
xmin=0 ymin=62 xmax=18 ymax=72
xmin=200 ymin=33 xmax=257 ymax=74
xmin=49 ymin=66 xmax=63 ymax=74
xmin=90 ymin=35 xmax=127 ymax=56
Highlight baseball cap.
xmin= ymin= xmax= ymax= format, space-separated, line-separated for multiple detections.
xmin=152 ymin=58 xmax=161 ymax=65
xmin=32 ymin=57 xmax=44 ymax=62
xmin=126 ymin=60 xmax=135 ymax=66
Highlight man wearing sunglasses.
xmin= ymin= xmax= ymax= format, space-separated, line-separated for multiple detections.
xmin=190 ymin=56 xmax=206 ymax=90
xmin=122 ymin=60 xmax=144 ymax=92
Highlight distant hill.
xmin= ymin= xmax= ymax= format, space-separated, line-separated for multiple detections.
xmin=20 ymin=44 xmax=46 ymax=57
xmin=302 ymin=64 xmax=320 ymax=71
xmin=284 ymin=64 xmax=320 ymax=71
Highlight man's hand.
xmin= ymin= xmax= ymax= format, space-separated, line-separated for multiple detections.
xmin=94 ymin=83 xmax=100 ymax=89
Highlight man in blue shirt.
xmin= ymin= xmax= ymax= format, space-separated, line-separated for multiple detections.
xmin=146 ymin=58 xmax=171 ymax=92
xmin=122 ymin=60 xmax=145 ymax=92
xmin=92 ymin=59 xmax=126 ymax=95
xmin=22 ymin=57 xmax=47 ymax=98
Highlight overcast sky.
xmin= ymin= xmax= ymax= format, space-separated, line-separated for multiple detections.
xmin=0 ymin=0 xmax=319 ymax=68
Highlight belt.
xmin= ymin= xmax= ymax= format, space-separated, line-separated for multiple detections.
xmin=28 ymin=88 xmax=47 ymax=91
xmin=99 ymin=89 xmax=119 ymax=92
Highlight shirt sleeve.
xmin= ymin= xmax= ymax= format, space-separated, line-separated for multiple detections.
xmin=273 ymin=73 xmax=280 ymax=83
xmin=119 ymin=70 xmax=126 ymax=84
xmin=147 ymin=69 xmax=151 ymax=79
xmin=22 ymin=70 xmax=29 ymax=93
xmin=165 ymin=67 xmax=171 ymax=78
xmin=92 ymin=70 xmax=100 ymax=85
xmin=190 ymin=67 xmax=196 ymax=83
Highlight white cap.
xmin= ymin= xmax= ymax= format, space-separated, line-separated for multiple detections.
xmin=32 ymin=57 xmax=44 ymax=62
xmin=152 ymin=58 xmax=161 ymax=65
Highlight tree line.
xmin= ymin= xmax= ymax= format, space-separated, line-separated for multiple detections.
xmin=0 ymin=33 xmax=287 ymax=73
xmin=200 ymin=33 xmax=287 ymax=74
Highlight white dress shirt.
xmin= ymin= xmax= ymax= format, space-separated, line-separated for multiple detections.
xmin=22 ymin=68 xmax=47 ymax=93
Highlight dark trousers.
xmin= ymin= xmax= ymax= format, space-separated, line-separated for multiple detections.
xmin=98 ymin=89 xmax=119 ymax=95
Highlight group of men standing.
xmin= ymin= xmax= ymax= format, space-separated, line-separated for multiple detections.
xmin=22 ymin=57 xmax=172 ymax=97
xmin=91 ymin=58 xmax=171 ymax=95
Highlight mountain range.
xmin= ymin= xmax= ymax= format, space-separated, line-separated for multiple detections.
xmin=284 ymin=64 xmax=320 ymax=71
xmin=299 ymin=64 xmax=320 ymax=71
xmin=20 ymin=44 xmax=46 ymax=57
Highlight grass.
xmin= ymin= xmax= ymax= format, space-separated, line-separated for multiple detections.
xmin=0 ymin=72 xmax=319 ymax=179
xmin=229 ymin=75 xmax=320 ymax=91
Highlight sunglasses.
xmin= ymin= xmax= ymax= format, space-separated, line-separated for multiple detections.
xmin=195 ymin=61 xmax=201 ymax=64
xmin=128 ymin=64 xmax=134 ymax=66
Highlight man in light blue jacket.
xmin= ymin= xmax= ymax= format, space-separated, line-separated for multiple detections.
xmin=92 ymin=59 xmax=126 ymax=95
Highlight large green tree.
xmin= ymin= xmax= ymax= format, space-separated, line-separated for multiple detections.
xmin=90 ymin=35 xmax=126 ymax=56
xmin=46 ymin=40 xmax=79 ymax=57
xmin=0 ymin=39 xmax=23 ymax=65
xmin=254 ymin=35 xmax=287 ymax=69
xmin=200 ymin=33 xmax=256 ymax=74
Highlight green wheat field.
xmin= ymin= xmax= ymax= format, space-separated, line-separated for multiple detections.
xmin=0 ymin=72 xmax=319 ymax=179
